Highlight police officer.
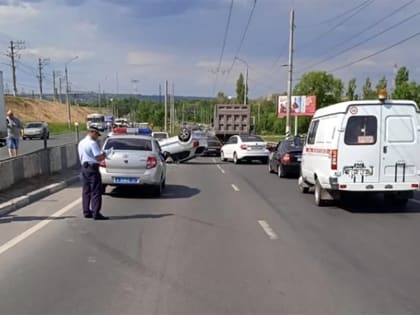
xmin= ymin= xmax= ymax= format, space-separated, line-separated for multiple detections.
xmin=78 ymin=126 xmax=109 ymax=220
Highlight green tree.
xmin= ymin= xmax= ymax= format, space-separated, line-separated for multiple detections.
xmin=395 ymin=66 xmax=409 ymax=87
xmin=216 ymin=91 xmax=228 ymax=104
xmin=346 ymin=78 xmax=357 ymax=101
xmin=375 ymin=76 xmax=387 ymax=91
xmin=293 ymin=71 xmax=343 ymax=109
xmin=236 ymin=73 xmax=245 ymax=104
xmin=362 ymin=78 xmax=376 ymax=99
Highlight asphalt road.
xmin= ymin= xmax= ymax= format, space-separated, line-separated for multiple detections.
xmin=0 ymin=133 xmax=80 ymax=160
xmin=1 ymin=156 xmax=420 ymax=314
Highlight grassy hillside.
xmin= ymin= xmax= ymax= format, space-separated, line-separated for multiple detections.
xmin=5 ymin=96 xmax=109 ymax=124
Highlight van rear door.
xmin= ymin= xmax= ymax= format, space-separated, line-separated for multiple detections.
xmin=340 ymin=105 xmax=381 ymax=184
xmin=380 ymin=103 xmax=419 ymax=184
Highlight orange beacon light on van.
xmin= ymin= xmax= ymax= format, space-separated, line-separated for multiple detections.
xmin=378 ymin=89 xmax=388 ymax=103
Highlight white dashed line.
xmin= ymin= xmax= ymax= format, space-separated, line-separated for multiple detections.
xmin=231 ymin=184 xmax=240 ymax=192
xmin=217 ymin=164 xmax=225 ymax=174
xmin=0 ymin=198 xmax=82 ymax=257
xmin=258 ymin=220 xmax=279 ymax=240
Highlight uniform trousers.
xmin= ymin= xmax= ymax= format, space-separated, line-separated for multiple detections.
xmin=81 ymin=163 xmax=102 ymax=216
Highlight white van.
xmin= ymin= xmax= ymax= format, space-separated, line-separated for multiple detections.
xmin=299 ymin=94 xmax=420 ymax=207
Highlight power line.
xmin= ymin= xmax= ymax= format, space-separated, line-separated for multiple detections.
xmin=299 ymin=0 xmax=377 ymax=28
xmin=212 ymin=0 xmax=234 ymax=96
xmin=297 ymin=7 xmax=420 ymax=74
xmin=328 ymin=30 xmax=420 ymax=73
xmin=296 ymin=0 xmax=375 ymax=51
xmin=224 ymin=0 xmax=258 ymax=78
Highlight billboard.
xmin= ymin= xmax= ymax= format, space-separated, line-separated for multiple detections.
xmin=278 ymin=95 xmax=317 ymax=117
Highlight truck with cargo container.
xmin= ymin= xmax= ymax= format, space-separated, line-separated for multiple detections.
xmin=212 ymin=104 xmax=251 ymax=143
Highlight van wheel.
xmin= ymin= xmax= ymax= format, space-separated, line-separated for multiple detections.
xmin=314 ymin=180 xmax=327 ymax=206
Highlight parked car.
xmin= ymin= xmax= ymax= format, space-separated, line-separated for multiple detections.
xmin=159 ymin=127 xmax=208 ymax=163
xmin=22 ymin=122 xmax=49 ymax=140
xmin=203 ymin=136 xmax=222 ymax=156
xmin=152 ymin=131 xmax=169 ymax=141
xmin=100 ymin=134 xmax=167 ymax=196
xmin=268 ymin=137 xmax=304 ymax=177
xmin=220 ymin=134 xmax=269 ymax=164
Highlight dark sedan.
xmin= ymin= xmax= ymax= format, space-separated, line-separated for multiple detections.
xmin=268 ymin=137 xmax=304 ymax=177
xmin=203 ymin=136 xmax=222 ymax=156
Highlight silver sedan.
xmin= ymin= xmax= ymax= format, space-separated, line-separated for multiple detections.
xmin=100 ymin=134 xmax=167 ymax=196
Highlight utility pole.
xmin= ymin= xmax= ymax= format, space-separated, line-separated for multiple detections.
xmin=159 ymin=84 xmax=162 ymax=105
xmin=6 ymin=40 xmax=25 ymax=96
xmin=286 ymin=8 xmax=295 ymax=137
xmin=245 ymin=67 xmax=248 ymax=105
xmin=52 ymin=70 xmax=57 ymax=101
xmin=98 ymin=83 xmax=101 ymax=107
xmin=164 ymin=80 xmax=168 ymax=132
xmin=37 ymin=58 xmax=49 ymax=100
xmin=171 ymin=83 xmax=175 ymax=134
xmin=58 ymin=77 xmax=62 ymax=103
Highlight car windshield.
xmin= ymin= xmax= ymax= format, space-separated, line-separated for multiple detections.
xmin=207 ymin=136 xmax=221 ymax=145
xmin=104 ymin=138 xmax=153 ymax=151
xmin=26 ymin=123 xmax=43 ymax=128
xmin=240 ymin=135 xmax=264 ymax=142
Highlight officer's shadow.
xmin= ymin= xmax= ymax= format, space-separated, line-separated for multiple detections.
xmin=108 ymin=213 xmax=174 ymax=220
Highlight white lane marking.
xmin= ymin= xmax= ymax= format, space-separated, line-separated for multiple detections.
xmin=217 ymin=164 xmax=225 ymax=174
xmin=258 ymin=220 xmax=279 ymax=240
xmin=0 ymin=198 xmax=82 ymax=256
xmin=231 ymin=184 xmax=240 ymax=192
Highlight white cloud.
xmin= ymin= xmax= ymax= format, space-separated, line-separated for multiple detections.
xmin=0 ymin=3 xmax=38 ymax=22
xmin=126 ymin=51 xmax=174 ymax=66
xmin=24 ymin=47 xmax=95 ymax=61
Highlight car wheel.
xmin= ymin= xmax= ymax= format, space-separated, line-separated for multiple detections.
xmin=314 ymin=180 xmax=327 ymax=206
xmin=298 ymin=176 xmax=309 ymax=194
xmin=178 ymin=127 xmax=191 ymax=142
xmin=233 ymin=152 xmax=239 ymax=164
xmin=221 ymin=151 xmax=226 ymax=162
xmin=22 ymin=136 xmax=26 ymax=140
xmin=278 ymin=164 xmax=286 ymax=178
xmin=268 ymin=161 xmax=275 ymax=173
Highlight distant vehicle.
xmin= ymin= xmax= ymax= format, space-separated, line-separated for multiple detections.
xmin=100 ymin=133 xmax=167 ymax=196
xmin=104 ymin=115 xmax=114 ymax=130
xmin=86 ymin=113 xmax=106 ymax=131
xmin=220 ymin=134 xmax=269 ymax=164
xmin=114 ymin=118 xmax=129 ymax=127
xmin=22 ymin=122 xmax=49 ymax=140
xmin=213 ymin=104 xmax=251 ymax=143
xmin=0 ymin=71 xmax=6 ymax=147
xmin=268 ymin=137 xmax=304 ymax=177
xmin=159 ymin=127 xmax=208 ymax=163
xmin=203 ymin=135 xmax=222 ymax=156
xmin=152 ymin=131 xmax=169 ymax=141
xmin=299 ymin=91 xmax=420 ymax=207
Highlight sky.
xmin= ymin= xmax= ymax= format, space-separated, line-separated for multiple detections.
xmin=0 ymin=0 xmax=419 ymax=98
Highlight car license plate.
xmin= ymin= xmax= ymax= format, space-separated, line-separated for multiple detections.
xmin=113 ymin=177 xmax=139 ymax=184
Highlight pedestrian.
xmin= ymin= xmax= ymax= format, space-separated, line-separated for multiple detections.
xmin=6 ymin=109 xmax=23 ymax=157
xmin=77 ymin=126 xmax=109 ymax=220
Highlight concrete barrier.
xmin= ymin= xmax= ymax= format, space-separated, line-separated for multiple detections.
xmin=0 ymin=143 xmax=79 ymax=192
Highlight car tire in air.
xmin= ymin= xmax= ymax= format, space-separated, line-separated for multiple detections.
xmin=178 ymin=127 xmax=191 ymax=142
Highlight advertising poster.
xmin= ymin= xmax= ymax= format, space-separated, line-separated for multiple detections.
xmin=277 ymin=95 xmax=317 ymax=117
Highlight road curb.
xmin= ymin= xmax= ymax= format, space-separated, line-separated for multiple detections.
xmin=0 ymin=175 xmax=80 ymax=217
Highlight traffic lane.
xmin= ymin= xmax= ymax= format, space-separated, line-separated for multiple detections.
xmin=0 ymin=133 xmax=78 ymax=160
xmin=0 ymin=159 xmax=354 ymax=315
xmin=223 ymin=160 xmax=420 ymax=314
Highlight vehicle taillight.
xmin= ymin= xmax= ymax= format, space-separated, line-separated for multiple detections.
xmin=193 ymin=141 xmax=199 ymax=148
xmin=330 ymin=149 xmax=338 ymax=170
xmin=146 ymin=156 xmax=157 ymax=169
xmin=240 ymin=144 xmax=248 ymax=150
xmin=112 ymin=127 xmax=127 ymax=134
xmin=99 ymin=160 xmax=106 ymax=168
xmin=282 ymin=153 xmax=291 ymax=163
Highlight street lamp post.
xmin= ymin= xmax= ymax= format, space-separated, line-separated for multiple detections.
xmin=65 ymin=56 xmax=79 ymax=129
xmin=235 ymin=57 xmax=248 ymax=105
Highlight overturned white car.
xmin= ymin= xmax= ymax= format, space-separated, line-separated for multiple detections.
xmin=159 ymin=127 xmax=207 ymax=162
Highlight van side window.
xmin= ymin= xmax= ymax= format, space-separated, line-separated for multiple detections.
xmin=344 ymin=116 xmax=377 ymax=145
xmin=307 ymin=120 xmax=319 ymax=145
